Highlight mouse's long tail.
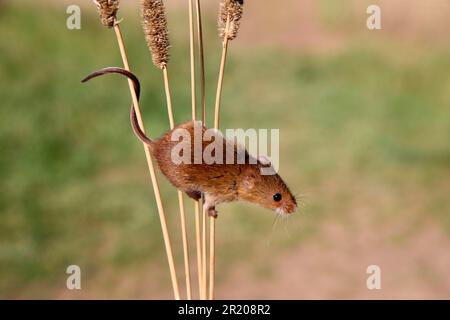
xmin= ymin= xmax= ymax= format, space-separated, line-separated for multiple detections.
xmin=81 ymin=67 xmax=154 ymax=147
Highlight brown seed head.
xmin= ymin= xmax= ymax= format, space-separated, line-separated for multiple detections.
xmin=218 ymin=0 xmax=244 ymax=41
xmin=93 ymin=0 xmax=120 ymax=28
xmin=142 ymin=0 xmax=170 ymax=69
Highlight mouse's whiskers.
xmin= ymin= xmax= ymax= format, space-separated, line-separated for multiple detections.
xmin=281 ymin=214 xmax=292 ymax=239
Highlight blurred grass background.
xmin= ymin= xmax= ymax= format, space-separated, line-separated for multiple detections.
xmin=0 ymin=0 xmax=449 ymax=299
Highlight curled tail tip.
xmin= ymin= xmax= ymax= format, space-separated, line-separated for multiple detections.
xmin=80 ymin=66 xmax=151 ymax=146
xmin=80 ymin=69 xmax=107 ymax=84
xmin=81 ymin=67 xmax=136 ymax=84
xmin=81 ymin=73 xmax=94 ymax=83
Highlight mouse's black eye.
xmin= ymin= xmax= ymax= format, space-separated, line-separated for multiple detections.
xmin=273 ymin=193 xmax=282 ymax=202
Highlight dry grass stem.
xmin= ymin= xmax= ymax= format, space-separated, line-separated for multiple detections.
xmin=195 ymin=0 xmax=206 ymax=124
xmin=113 ymin=24 xmax=181 ymax=300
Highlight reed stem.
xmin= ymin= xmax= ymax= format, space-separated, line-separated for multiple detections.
xmin=195 ymin=0 xmax=206 ymax=124
xmin=178 ymin=191 xmax=191 ymax=299
xmin=215 ymin=1 xmax=244 ymax=297
xmin=214 ymin=36 xmax=229 ymax=129
xmin=189 ymin=0 xmax=197 ymax=121
xmin=194 ymin=200 xmax=203 ymax=299
xmin=210 ymin=15 xmax=231 ymax=301
xmin=113 ymin=23 xmax=180 ymax=300
xmin=162 ymin=65 xmax=192 ymax=299
xmin=209 ymin=217 xmax=215 ymax=300
xmin=141 ymin=0 xmax=191 ymax=299
xmin=189 ymin=0 xmax=205 ymax=300
xmin=162 ymin=66 xmax=175 ymax=129
xmin=202 ymin=204 xmax=208 ymax=300
xmin=194 ymin=0 xmax=209 ymax=300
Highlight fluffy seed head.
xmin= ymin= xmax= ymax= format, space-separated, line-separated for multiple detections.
xmin=93 ymin=0 xmax=120 ymax=28
xmin=218 ymin=0 xmax=244 ymax=40
xmin=142 ymin=0 xmax=170 ymax=69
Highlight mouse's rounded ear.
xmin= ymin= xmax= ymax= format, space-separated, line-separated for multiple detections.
xmin=241 ymin=166 xmax=257 ymax=190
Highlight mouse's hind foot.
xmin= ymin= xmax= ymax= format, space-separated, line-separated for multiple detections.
xmin=203 ymin=204 xmax=218 ymax=218
xmin=203 ymin=194 xmax=218 ymax=218
xmin=207 ymin=207 xmax=218 ymax=218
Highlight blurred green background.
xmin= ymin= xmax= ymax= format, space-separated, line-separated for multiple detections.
xmin=0 ymin=0 xmax=449 ymax=299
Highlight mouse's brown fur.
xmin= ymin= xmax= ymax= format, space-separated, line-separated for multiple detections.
xmin=82 ymin=67 xmax=297 ymax=217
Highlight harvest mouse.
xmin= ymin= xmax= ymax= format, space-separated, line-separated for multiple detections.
xmin=82 ymin=67 xmax=297 ymax=218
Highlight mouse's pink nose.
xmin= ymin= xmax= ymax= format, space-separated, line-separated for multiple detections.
xmin=286 ymin=203 xmax=297 ymax=214
xmin=280 ymin=202 xmax=297 ymax=215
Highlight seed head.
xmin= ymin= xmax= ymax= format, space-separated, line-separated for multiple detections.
xmin=142 ymin=0 xmax=170 ymax=69
xmin=218 ymin=0 xmax=244 ymax=41
xmin=93 ymin=0 xmax=120 ymax=28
